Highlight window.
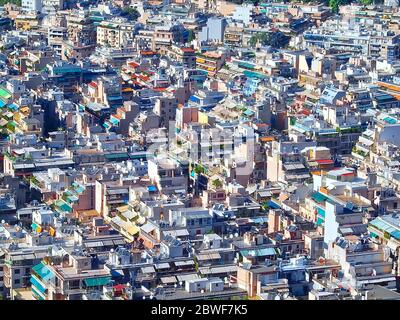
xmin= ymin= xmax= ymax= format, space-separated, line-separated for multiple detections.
xmin=14 ymin=269 xmax=20 ymax=275
xmin=69 ymin=280 xmax=80 ymax=289
xmin=14 ymin=279 xmax=20 ymax=285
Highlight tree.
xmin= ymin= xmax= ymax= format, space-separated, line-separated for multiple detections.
xmin=329 ymin=0 xmax=340 ymax=13
xmin=187 ymin=30 xmax=195 ymax=43
xmin=212 ymin=179 xmax=223 ymax=189
xmin=0 ymin=0 xmax=21 ymax=5
xmin=194 ymin=164 xmax=204 ymax=174
xmin=328 ymin=0 xmax=355 ymax=13
xmin=249 ymin=31 xmax=290 ymax=49
xmin=360 ymin=0 xmax=373 ymax=4
xmin=121 ymin=7 xmax=141 ymax=21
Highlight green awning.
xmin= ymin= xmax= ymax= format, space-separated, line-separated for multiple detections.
xmin=54 ymin=200 xmax=72 ymax=212
xmin=311 ymin=192 xmax=328 ymax=203
xmin=66 ymin=195 xmax=79 ymax=203
xmin=84 ymin=277 xmax=111 ymax=287
xmin=316 ymin=216 xmax=324 ymax=226
xmin=104 ymin=153 xmax=129 ymax=160
xmin=0 ymin=87 xmax=11 ymax=99
xmin=243 ymin=109 xmax=255 ymax=116
xmin=317 ymin=207 xmax=325 ymax=217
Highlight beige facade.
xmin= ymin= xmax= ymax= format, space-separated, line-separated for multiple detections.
xmin=97 ymin=21 xmax=135 ymax=48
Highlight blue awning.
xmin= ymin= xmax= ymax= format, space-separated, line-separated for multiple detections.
xmin=252 ymin=217 xmax=268 ymax=224
xmin=390 ymin=230 xmax=400 ymax=240
xmin=311 ymin=192 xmax=328 ymax=203
xmin=8 ymin=103 xmax=18 ymax=111
xmin=267 ymin=200 xmax=280 ymax=209
xmin=108 ymin=96 xmax=123 ymax=101
xmin=30 ymin=275 xmax=46 ymax=293
xmin=240 ymin=247 xmax=276 ymax=257
xmin=32 ymin=286 xmax=45 ymax=300
xmin=317 ymin=207 xmax=325 ymax=217
xmin=32 ymin=262 xmax=54 ymax=281
xmin=109 ymin=117 xmax=120 ymax=125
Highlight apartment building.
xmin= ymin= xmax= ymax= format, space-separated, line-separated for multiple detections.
xmin=96 ymin=20 xmax=135 ymax=49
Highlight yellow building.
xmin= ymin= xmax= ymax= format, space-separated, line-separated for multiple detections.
xmin=15 ymin=14 xmax=40 ymax=31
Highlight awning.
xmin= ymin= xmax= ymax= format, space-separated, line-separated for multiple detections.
xmin=161 ymin=276 xmax=177 ymax=284
xmin=163 ymin=229 xmax=189 ymax=238
xmin=155 ymin=263 xmax=170 ymax=270
xmin=84 ymin=277 xmax=111 ymax=287
xmin=111 ymin=269 xmax=124 ymax=277
xmin=32 ymin=262 xmax=54 ymax=281
xmin=251 ymin=217 xmax=268 ymax=224
xmin=196 ymin=252 xmax=221 ymax=261
xmin=176 ymin=273 xmax=200 ymax=282
xmin=141 ymin=222 xmax=156 ymax=234
xmin=267 ymin=200 xmax=281 ymax=209
xmin=141 ymin=266 xmax=155 ymax=274
xmin=199 ymin=265 xmax=237 ymax=275
xmin=30 ymin=275 xmax=46 ymax=293
xmin=174 ymin=260 xmax=194 ymax=267
xmin=240 ymin=247 xmax=277 ymax=257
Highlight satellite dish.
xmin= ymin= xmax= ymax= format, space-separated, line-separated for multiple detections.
xmin=1 ymin=220 xmax=4 ymax=224
xmin=274 ymin=295 xmax=281 ymax=300
xmin=229 ymin=234 xmax=233 ymax=239
xmin=234 ymin=233 xmax=239 ymax=238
